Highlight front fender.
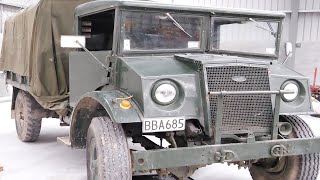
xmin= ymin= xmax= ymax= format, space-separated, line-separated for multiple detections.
xmin=70 ymin=90 xmax=142 ymax=148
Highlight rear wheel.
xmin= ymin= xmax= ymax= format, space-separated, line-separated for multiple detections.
xmin=15 ymin=90 xmax=42 ymax=142
xmin=249 ymin=115 xmax=319 ymax=180
xmin=86 ymin=116 xmax=132 ymax=180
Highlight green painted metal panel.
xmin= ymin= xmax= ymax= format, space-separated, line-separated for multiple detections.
xmin=117 ymin=57 xmax=204 ymax=123
xmin=74 ymin=90 xmax=142 ymax=123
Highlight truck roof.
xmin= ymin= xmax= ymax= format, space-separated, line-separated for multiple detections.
xmin=75 ymin=0 xmax=286 ymax=18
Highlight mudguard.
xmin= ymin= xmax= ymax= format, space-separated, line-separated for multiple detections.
xmin=70 ymin=90 xmax=142 ymax=148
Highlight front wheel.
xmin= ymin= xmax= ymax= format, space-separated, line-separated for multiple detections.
xmin=86 ymin=116 xmax=132 ymax=180
xmin=249 ymin=115 xmax=319 ymax=180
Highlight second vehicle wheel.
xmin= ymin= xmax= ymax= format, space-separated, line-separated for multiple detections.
xmin=86 ymin=116 xmax=132 ymax=180
xmin=15 ymin=90 xmax=42 ymax=142
xmin=249 ymin=115 xmax=319 ymax=180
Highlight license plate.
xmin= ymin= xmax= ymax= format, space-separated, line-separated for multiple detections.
xmin=142 ymin=117 xmax=186 ymax=133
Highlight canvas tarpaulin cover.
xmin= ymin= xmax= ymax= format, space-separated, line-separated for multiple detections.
xmin=0 ymin=0 xmax=91 ymax=115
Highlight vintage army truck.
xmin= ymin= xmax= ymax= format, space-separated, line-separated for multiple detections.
xmin=1 ymin=0 xmax=320 ymax=179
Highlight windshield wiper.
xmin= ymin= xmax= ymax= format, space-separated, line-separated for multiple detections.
xmin=249 ymin=18 xmax=276 ymax=37
xmin=165 ymin=12 xmax=192 ymax=38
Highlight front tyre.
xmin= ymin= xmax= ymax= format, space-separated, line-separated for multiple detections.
xmin=249 ymin=115 xmax=319 ymax=180
xmin=86 ymin=116 xmax=132 ymax=180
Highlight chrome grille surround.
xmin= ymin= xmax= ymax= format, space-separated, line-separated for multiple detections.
xmin=205 ymin=65 xmax=273 ymax=134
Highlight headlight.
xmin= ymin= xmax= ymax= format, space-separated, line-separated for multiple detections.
xmin=281 ymin=81 xmax=300 ymax=102
xmin=152 ymin=81 xmax=178 ymax=105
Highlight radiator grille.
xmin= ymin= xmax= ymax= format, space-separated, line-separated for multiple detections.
xmin=206 ymin=66 xmax=273 ymax=133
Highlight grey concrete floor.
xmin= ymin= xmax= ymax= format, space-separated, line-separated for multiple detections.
xmin=1 ymin=101 xmax=320 ymax=180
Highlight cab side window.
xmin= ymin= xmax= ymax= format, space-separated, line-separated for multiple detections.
xmin=80 ymin=10 xmax=115 ymax=51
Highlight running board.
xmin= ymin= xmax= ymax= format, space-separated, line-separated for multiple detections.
xmin=57 ymin=136 xmax=71 ymax=147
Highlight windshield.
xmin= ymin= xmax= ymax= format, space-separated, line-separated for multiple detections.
xmin=121 ymin=11 xmax=203 ymax=51
xmin=212 ymin=17 xmax=279 ymax=55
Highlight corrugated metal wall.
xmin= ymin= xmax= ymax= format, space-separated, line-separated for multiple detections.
xmin=190 ymin=0 xmax=292 ymax=10
xmin=297 ymin=0 xmax=320 ymax=42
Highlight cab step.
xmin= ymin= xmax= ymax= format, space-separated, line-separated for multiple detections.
xmin=57 ymin=136 xmax=71 ymax=147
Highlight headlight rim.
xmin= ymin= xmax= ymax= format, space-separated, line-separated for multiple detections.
xmin=151 ymin=80 xmax=179 ymax=106
xmin=281 ymin=80 xmax=300 ymax=102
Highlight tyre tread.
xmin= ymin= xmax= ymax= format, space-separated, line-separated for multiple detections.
xmin=283 ymin=115 xmax=319 ymax=180
xmin=15 ymin=90 xmax=42 ymax=142
xmin=89 ymin=117 xmax=131 ymax=180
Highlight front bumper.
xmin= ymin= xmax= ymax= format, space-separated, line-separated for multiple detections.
xmin=132 ymin=137 xmax=320 ymax=171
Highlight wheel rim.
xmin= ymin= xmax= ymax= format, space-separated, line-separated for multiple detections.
xmin=257 ymin=156 xmax=289 ymax=178
xmin=266 ymin=157 xmax=287 ymax=174
xmin=89 ymin=138 xmax=98 ymax=180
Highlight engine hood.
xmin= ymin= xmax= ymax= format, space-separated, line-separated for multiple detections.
xmin=117 ymin=53 xmax=312 ymax=119
xmin=174 ymin=53 xmax=312 ymax=114
xmin=174 ymin=53 xmax=307 ymax=78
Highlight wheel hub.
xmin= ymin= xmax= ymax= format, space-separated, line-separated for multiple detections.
xmin=16 ymin=103 xmax=25 ymax=130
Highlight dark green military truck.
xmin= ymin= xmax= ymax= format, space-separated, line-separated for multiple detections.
xmin=1 ymin=0 xmax=320 ymax=179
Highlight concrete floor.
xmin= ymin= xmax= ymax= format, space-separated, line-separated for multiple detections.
xmin=0 ymin=101 xmax=320 ymax=180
